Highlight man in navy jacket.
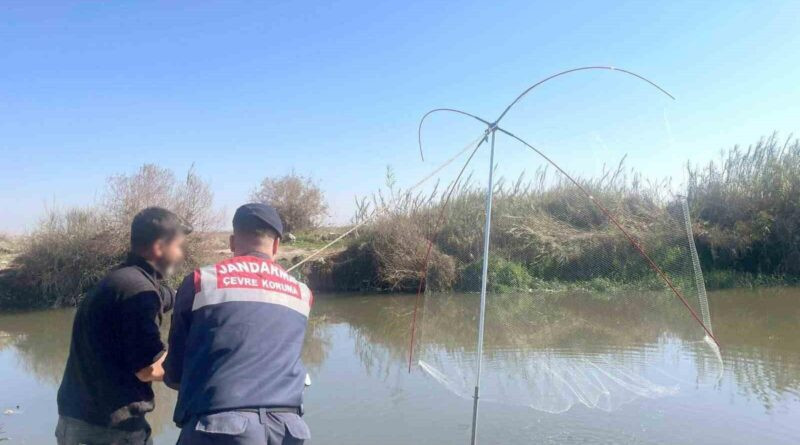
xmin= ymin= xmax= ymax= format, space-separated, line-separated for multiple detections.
xmin=165 ymin=203 xmax=312 ymax=444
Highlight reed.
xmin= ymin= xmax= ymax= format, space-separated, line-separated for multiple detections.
xmin=688 ymin=134 xmax=800 ymax=276
xmin=315 ymin=135 xmax=800 ymax=292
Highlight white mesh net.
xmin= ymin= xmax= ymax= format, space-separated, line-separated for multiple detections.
xmin=410 ymin=69 xmax=723 ymax=418
xmin=289 ymin=68 xmax=724 ymax=426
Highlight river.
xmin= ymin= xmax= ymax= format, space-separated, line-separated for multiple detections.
xmin=0 ymin=288 xmax=798 ymax=444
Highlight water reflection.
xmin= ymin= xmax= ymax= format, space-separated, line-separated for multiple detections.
xmin=0 ymin=309 xmax=334 ymax=440
xmin=709 ymin=288 xmax=800 ymax=413
xmin=322 ymin=291 xmax=724 ymax=412
xmin=0 ymin=289 xmax=799 ymax=444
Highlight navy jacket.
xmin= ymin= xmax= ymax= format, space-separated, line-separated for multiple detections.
xmin=164 ymin=252 xmax=312 ymax=426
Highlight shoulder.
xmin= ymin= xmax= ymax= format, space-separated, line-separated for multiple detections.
xmin=178 ymin=270 xmax=198 ymax=293
xmin=295 ymin=278 xmax=314 ymax=307
xmin=103 ymin=265 xmax=154 ymax=297
xmin=173 ymin=265 xmax=208 ymax=311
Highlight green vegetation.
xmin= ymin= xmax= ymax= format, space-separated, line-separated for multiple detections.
xmin=688 ymin=134 xmax=800 ymax=277
xmin=1 ymin=135 xmax=798 ymax=309
xmin=457 ymin=257 xmax=535 ymax=293
xmin=306 ymin=135 xmax=800 ymax=294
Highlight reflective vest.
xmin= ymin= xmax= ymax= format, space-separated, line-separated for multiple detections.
xmin=174 ymin=254 xmax=312 ymax=423
xmin=194 ymin=255 xmax=313 ymax=315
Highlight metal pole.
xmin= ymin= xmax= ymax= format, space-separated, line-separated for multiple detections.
xmin=470 ymin=128 xmax=496 ymax=445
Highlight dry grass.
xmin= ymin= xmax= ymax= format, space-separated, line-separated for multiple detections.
xmin=1 ymin=164 xmax=222 ymax=308
xmin=689 ymin=134 xmax=800 ymax=276
xmin=319 ymin=136 xmax=799 ymax=292
xmin=316 ymin=161 xmax=673 ymax=292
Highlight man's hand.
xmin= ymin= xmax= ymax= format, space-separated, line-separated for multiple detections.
xmin=135 ymin=351 xmax=167 ymax=382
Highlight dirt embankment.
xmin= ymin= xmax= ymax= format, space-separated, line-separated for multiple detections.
xmin=0 ymin=230 xmax=342 ymax=308
xmin=0 ymin=231 xmax=337 ymax=276
xmin=204 ymin=230 xmax=345 ymax=270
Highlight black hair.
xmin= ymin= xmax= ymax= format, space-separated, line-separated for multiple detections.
xmin=130 ymin=207 xmax=193 ymax=251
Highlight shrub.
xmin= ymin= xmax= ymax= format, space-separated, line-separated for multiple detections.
xmin=689 ymin=134 xmax=800 ymax=276
xmin=457 ymin=257 xmax=533 ymax=293
xmin=4 ymin=164 xmax=220 ymax=308
xmin=9 ymin=208 xmax=120 ymax=307
xmin=104 ymin=163 xmax=222 ymax=284
xmin=315 ymin=217 xmax=456 ymax=292
xmin=251 ymin=173 xmax=328 ymax=233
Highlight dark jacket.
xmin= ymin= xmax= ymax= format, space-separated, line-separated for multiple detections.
xmin=164 ymin=252 xmax=312 ymax=426
xmin=57 ymin=254 xmax=174 ymax=429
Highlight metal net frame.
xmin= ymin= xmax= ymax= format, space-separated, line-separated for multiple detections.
xmin=407 ymin=67 xmax=722 ymax=444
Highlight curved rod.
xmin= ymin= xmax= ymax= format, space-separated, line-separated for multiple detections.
xmin=495 ymin=66 xmax=675 ymax=124
xmin=418 ymin=66 xmax=675 ymax=162
xmin=494 ymin=126 xmax=719 ymax=347
xmin=410 ymin=104 xmax=720 ymax=347
xmin=418 ymin=108 xmax=493 ymax=161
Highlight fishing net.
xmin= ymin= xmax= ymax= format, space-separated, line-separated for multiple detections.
xmin=288 ymin=68 xmax=724 ymax=429
xmin=410 ymin=69 xmax=723 ymax=419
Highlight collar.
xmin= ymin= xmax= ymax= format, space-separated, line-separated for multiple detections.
xmin=125 ymin=253 xmax=164 ymax=280
xmin=241 ymin=251 xmax=272 ymax=260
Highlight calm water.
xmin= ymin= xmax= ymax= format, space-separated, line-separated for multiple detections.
xmin=1 ymin=288 xmax=798 ymax=444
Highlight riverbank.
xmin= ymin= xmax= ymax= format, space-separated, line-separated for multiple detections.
xmin=0 ymin=230 xmax=342 ymax=309
xmin=1 ymin=135 xmax=798 ymax=309
xmin=1 ymin=217 xmax=798 ymax=309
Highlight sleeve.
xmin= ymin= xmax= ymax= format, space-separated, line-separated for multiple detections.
xmin=119 ymin=290 xmax=166 ymax=374
xmin=164 ymin=273 xmax=196 ymax=390
xmin=159 ymin=283 xmax=176 ymax=313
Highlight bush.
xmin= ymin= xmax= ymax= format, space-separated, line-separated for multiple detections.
xmin=457 ymin=257 xmax=533 ymax=293
xmin=105 ymin=164 xmax=222 ymax=283
xmin=9 ymin=208 xmax=120 ymax=307
xmin=251 ymin=173 xmax=328 ymax=233
xmin=689 ymin=134 xmax=800 ymax=276
xmin=313 ymin=217 xmax=456 ymax=292
xmin=4 ymin=164 xmax=220 ymax=308
xmin=341 ymin=135 xmax=800 ymax=293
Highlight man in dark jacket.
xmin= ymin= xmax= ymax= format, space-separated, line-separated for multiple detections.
xmin=56 ymin=207 xmax=191 ymax=445
xmin=165 ymin=203 xmax=312 ymax=444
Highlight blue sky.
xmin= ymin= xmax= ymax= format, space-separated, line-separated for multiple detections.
xmin=1 ymin=1 xmax=798 ymax=232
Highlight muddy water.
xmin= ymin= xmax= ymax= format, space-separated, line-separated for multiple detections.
xmin=0 ymin=288 xmax=798 ymax=444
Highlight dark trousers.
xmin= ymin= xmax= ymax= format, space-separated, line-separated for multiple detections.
xmin=178 ymin=410 xmax=310 ymax=445
xmin=55 ymin=416 xmax=152 ymax=445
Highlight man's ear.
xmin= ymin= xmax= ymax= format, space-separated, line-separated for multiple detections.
xmin=229 ymin=234 xmax=235 ymax=254
xmin=152 ymin=240 xmax=164 ymax=259
xmin=273 ymin=237 xmax=280 ymax=256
